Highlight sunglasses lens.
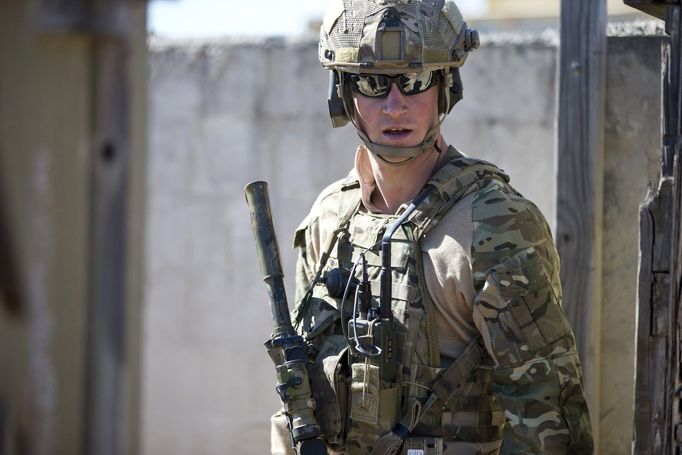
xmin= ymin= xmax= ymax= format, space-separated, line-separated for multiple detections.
xmin=351 ymin=74 xmax=390 ymax=97
xmin=349 ymin=71 xmax=436 ymax=97
xmin=399 ymin=71 xmax=435 ymax=95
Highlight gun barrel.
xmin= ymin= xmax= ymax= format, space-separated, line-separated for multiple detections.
xmin=245 ymin=181 xmax=292 ymax=335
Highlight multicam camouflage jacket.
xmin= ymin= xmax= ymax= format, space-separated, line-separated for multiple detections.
xmin=272 ymin=146 xmax=593 ymax=455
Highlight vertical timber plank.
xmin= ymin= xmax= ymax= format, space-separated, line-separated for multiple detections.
xmin=633 ymin=198 xmax=655 ymax=454
xmin=84 ymin=36 xmax=130 ymax=455
xmin=556 ymin=0 xmax=607 ymax=445
xmin=667 ymin=3 xmax=682 ymax=451
xmin=81 ymin=1 xmax=137 ymax=455
xmin=633 ymin=179 xmax=674 ymax=454
xmin=629 ymin=2 xmax=682 ymax=453
xmin=638 ymin=4 xmax=682 ymax=453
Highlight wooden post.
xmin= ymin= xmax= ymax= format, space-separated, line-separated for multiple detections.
xmin=38 ymin=1 xmax=139 ymax=454
xmin=625 ymin=1 xmax=682 ymax=453
xmin=659 ymin=4 xmax=682 ymax=453
xmin=634 ymin=179 xmax=674 ymax=454
xmin=556 ymin=0 xmax=607 ymax=444
xmin=624 ymin=0 xmax=667 ymax=19
xmin=84 ymin=5 xmax=134 ymax=455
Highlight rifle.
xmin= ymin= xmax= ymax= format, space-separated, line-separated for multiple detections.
xmin=244 ymin=181 xmax=327 ymax=455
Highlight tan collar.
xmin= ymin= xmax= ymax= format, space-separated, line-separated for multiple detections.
xmin=354 ymin=145 xmax=383 ymax=213
xmin=354 ymin=143 xmax=452 ymax=214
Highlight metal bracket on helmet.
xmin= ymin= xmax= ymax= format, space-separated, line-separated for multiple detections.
xmin=450 ymin=22 xmax=480 ymax=63
xmin=465 ymin=28 xmax=480 ymax=52
xmin=375 ymin=8 xmax=405 ymax=61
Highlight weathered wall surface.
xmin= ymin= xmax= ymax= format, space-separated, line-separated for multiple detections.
xmin=599 ymin=34 xmax=663 ymax=454
xmin=144 ymin=29 xmax=662 ymax=454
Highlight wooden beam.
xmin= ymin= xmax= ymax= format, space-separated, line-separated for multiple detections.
xmin=666 ymin=4 xmax=682 ymax=450
xmin=631 ymin=3 xmax=682 ymax=453
xmin=624 ymin=0 xmax=667 ymax=20
xmin=556 ymin=0 xmax=607 ymax=444
xmin=633 ymin=179 xmax=674 ymax=454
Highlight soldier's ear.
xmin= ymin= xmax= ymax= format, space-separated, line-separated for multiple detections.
xmin=328 ymin=71 xmax=350 ymax=128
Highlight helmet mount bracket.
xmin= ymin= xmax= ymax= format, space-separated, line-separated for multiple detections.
xmin=376 ymin=9 xmax=405 ymax=61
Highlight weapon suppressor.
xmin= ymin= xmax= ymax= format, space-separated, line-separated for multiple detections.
xmin=245 ymin=181 xmax=293 ymax=337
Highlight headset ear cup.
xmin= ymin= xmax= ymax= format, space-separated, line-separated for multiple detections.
xmin=438 ymin=70 xmax=448 ymax=115
xmin=328 ymin=71 xmax=350 ymax=128
xmin=446 ymin=68 xmax=463 ymax=113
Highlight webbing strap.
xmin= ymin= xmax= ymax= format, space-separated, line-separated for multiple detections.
xmin=293 ymin=185 xmax=362 ymax=329
xmin=369 ymin=338 xmax=485 ymax=455
xmin=407 ymin=147 xmax=509 ymax=239
xmin=412 ymin=236 xmax=440 ymax=368
xmin=443 ymin=394 xmax=496 ymax=413
xmin=411 ymin=423 xmax=505 ymax=443
xmin=429 ymin=338 xmax=485 ymax=401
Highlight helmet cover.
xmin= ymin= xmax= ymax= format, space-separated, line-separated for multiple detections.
xmin=319 ymin=0 xmax=478 ymax=75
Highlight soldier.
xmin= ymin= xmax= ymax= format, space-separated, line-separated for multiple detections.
xmin=272 ymin=0 xmax=593 ymax=453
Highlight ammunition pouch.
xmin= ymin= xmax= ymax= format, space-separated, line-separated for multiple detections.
xmin=349 ymin=363 xmax=400 ymax=430
xmin=295 ymin=292 xmax=350 ymax=448
xmin=309 ymin=335 xmax=349 ymax=446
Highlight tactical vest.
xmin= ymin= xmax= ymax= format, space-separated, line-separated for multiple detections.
xmin=294 ymin=148 xmax=510 ymax=455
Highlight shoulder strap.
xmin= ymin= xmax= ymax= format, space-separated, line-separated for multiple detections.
xmin=293 ymin=178 xmax=362 ymax=328
xmin=408 ymin=146 xmax=509 ymax=239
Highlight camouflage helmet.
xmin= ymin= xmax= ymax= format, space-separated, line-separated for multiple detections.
xmin=319 ymin=0 xmax=479 ymax=75
xmin=319 ymin=0 xmax=480 ymax=164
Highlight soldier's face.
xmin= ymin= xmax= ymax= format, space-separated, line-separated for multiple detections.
xmin=352 ymin=80 xmax=440 ymax=149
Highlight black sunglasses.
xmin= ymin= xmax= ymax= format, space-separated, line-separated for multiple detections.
xmin=347 ymin=71 xmax=438 ymax=98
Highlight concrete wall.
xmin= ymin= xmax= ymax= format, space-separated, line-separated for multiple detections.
xmin=144 ymin=27 xmax=663 ymax=454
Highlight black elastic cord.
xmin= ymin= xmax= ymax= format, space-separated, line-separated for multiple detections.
xmin=379 ymin=185 xmax=435 ymax=319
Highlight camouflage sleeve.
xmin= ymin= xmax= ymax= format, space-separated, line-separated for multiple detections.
xmin=271 ymin=410 xmax=296 ymax=455
xmin=470 ymin=180 xmax=593 ymax=454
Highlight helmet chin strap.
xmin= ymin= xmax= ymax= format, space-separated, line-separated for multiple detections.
xmin=355 ymin=115 xmax=445 ymax=166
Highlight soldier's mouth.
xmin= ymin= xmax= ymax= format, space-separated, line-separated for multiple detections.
xmin=382 ymin=128 xmax=412 ymax=138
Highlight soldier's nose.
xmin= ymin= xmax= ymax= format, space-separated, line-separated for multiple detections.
xmin=382 ymin=83 xmax=408 ymax=117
